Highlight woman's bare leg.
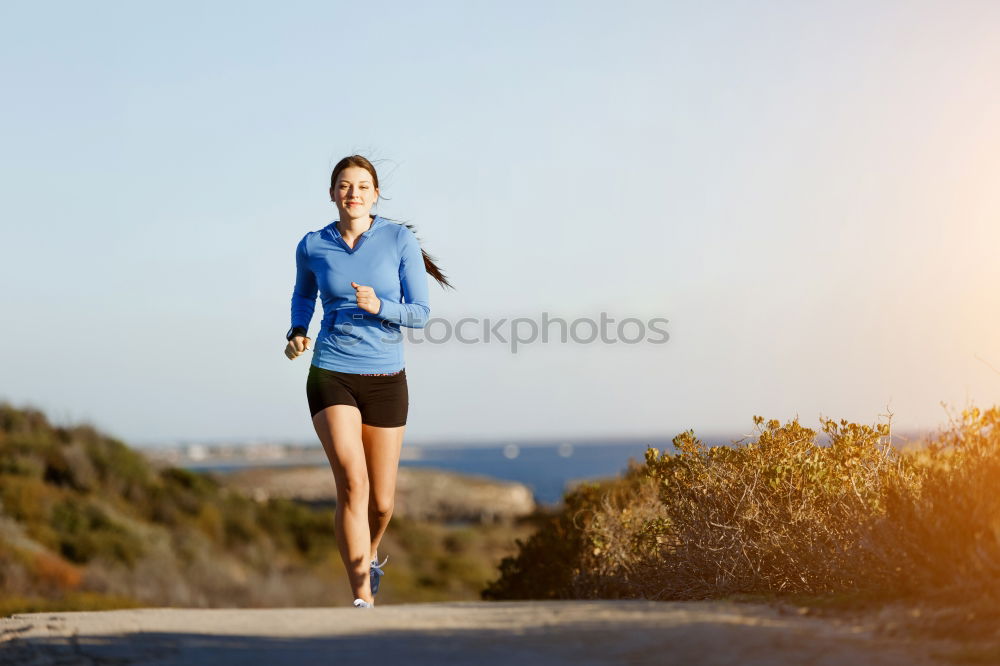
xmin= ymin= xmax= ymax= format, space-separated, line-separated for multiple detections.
xmin=362 ymin=423 xmax=405 ymax=561
xmin=312 ymin=405 xmax=373 ymax=604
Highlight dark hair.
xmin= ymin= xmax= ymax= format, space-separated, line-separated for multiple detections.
xmin=331 ymin=155 xmax=453 ymax=290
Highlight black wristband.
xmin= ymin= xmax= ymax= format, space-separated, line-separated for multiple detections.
xmin=286 ymin=326 xmax=308 ymax=341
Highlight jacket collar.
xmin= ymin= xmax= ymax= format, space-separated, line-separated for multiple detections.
xmin=328 ymin=214 xmax=385 ymax=239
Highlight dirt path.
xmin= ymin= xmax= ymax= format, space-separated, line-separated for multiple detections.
xmin=0 ymin=599 xmax=950 ymax=665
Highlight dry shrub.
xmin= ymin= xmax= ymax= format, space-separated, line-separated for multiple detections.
xmin=565 ymin=462 xmax=666 ymax=598
xmin=485 ymin=406 xmax=1000 ymax=613
xmin=864 ymin=406 xmax=1000 ymax=600
xmin=637 ymin=415 xmax=918 ymax=598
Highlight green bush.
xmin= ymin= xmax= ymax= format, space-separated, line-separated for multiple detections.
xmin=49 ymin=499 xmax=145 ymax=566
xmin=482 ymin=481 xmax=614 ymax=600
xmin=256 ymin=498 xmax=336 ymax=561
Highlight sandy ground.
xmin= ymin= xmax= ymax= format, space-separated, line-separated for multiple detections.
xmin=0 ymin=599 xmax=951 ymax=665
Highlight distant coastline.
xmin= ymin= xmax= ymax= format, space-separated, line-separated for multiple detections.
xmin=141 ymin=430 xmax=932 ymax=506
xmin=141 ymin=437 xmax=684 ymax=507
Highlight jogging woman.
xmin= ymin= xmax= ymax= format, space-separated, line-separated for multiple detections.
xmin=284 ymin=155 xmax=450 ymax=608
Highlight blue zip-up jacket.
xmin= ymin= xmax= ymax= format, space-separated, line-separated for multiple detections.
xmin=290 ymin=215 xmax=430 ymax=373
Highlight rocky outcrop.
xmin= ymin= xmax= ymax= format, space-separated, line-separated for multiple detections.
xmin=216 ymin=466 xmax=536 ymax=524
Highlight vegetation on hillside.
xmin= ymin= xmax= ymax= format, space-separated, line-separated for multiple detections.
xmin=0 ymin=402 xmax=533 ymax=615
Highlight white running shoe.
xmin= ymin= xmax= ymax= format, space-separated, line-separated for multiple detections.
xmin=353 ymin=598 xmax=374 ymax=608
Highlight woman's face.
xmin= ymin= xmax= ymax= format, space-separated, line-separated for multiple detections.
xmin=331 ymin=166 xmax=379 ymax=221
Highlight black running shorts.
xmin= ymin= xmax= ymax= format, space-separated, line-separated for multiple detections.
xmin=306 ymin=364 xmax=408 ymax=427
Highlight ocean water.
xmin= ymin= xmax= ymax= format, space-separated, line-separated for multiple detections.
xmin=399 ymin=441 xmax=661 ymax=506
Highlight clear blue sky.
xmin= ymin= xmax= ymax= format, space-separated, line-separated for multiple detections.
xmin=2 ymin=1 xmax=999 ymax=447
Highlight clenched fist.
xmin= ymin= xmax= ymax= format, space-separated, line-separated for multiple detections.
xmin=285 ymin=335 xmax=311 ymax=360
xmin=351 ymin=281 xmax=382 ymax=314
